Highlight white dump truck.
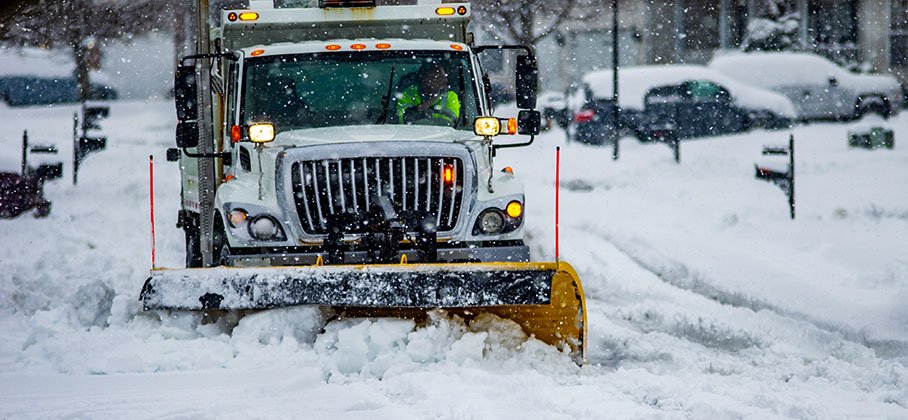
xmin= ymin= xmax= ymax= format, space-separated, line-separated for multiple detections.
xmin=142 ymin=0 xmax=587 ymax=362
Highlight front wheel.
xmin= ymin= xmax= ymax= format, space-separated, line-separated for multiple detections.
xmin=184 ymin=227 xmax=203 ymax=268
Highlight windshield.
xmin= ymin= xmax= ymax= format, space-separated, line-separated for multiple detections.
xmin=241 ymin=51 xmax=480 ymax=132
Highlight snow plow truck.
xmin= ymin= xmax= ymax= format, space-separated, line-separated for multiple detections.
xmin=140 ymin=0 xmax=587 ymax=362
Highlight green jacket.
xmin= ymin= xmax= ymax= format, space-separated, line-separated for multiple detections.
xmin=396 ymin=85 xmax=461 ymax=126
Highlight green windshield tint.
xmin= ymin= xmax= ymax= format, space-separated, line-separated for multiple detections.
xmin=241 ymin=51 xmax=478 ymax=131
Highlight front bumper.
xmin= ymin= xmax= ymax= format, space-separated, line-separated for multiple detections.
xmin=227 ymin=242 xmax=530 ymax=267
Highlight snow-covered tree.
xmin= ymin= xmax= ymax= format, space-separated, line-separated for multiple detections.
xmin=0 ymin=0 xmax=162 ymax=101
xmin=470 ymin=0 xmax=581 ymax=46
xmin=741 ymin=0 xmax=802 ymax=52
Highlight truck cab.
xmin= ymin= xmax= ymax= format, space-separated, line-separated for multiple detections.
xmin=172 ymin=1 xmax=541 ymax=268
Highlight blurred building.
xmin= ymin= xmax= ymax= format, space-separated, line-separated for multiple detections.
xmin=537 ymin=0 xmax=908 ymax=91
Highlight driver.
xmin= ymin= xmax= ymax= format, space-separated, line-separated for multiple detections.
xmin=396 ymin=63 xmax=461 ymax=126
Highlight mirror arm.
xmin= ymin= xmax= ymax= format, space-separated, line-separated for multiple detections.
xmin=182 ymin=147 xmax=230 ymax=160
xmin=180 ymin=52 xmax=239 ymax=66
xmin=491 ymin=134 xmax=535 ymax=152
xmin=474 ymin=45 xmax=534 ymax=57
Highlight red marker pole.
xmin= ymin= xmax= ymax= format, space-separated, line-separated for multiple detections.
xmin=555 ymin=146 xmax=561 ymax=265
xmin=149 ymin=155 xmax=156 ymax=269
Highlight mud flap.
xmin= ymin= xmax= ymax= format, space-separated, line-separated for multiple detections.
xmin=141 ymin=262 xmax=587 ymax=363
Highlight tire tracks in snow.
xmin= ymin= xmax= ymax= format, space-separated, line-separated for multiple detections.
xmin=596 ymin=228 xmax=908 ymax=363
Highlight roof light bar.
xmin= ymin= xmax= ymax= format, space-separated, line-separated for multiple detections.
xmin=319 ymin=0 xmax=376 ymax=8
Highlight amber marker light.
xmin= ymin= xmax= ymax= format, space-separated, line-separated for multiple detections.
xmin=350 ymin=43 xmax=367 ymax=50
xmin=228 ymin=209 xmax=247 ymax=227
xmin=506 ymin=117 xmax=518 ymax=135
xmin=506 ymin=201 xmax=523 ymax=218
xmin=250 ymin=49 xmax=265 ymax=57
xmin=501 ymin=166 xmax=514 ymax=174
xmin=375 ymin=43 xmax=391 ymax=49
xmin=443 ymin=164 xmax=455 ymax=186
xmin=248 ymin=123 xmax=275 ymax=143
xmin=325 ymin=44 xmax=342 ymax=51
xmin=227 ymin=12 xmax=238 ymax=21
xmin=238 ymin=12 xmax=259 ymax=21
xmin=231 ymin=125 xmax=242 ymax=142
xmin=473 ymin=117 xmax=500 ymax=137
xmin=435 ymin=6 xmax=455 ymax=15
xmin=450 ymin=44 xmax=463 ymax=51
xmin=457 ymin=5 xmax=467 ymax=15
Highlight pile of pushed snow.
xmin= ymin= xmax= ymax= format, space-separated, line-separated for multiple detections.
xmin=14 ymin=303 xmax=573 ymax=376
xmin=579 ymin=65 xmax=797 ymax=117
xmin=314 ymin=310 xmax=572 ymax=376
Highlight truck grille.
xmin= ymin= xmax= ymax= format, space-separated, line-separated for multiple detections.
xmin=290 ymin=156 xmax=465 ymax=235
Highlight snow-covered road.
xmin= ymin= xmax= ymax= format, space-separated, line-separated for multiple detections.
xmin=1 ymin=100 xmax=906 ymax=419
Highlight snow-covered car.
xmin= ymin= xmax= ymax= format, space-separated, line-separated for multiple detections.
xmin=568 ymin=65 xmax=796 ymax=144
xmin=0 ymin=76 xmax=117 ymax=107
xmin=0 ymin=48 xmax=117 ymax=107
xmin=709 ymin=51 xmax=903 ymax=121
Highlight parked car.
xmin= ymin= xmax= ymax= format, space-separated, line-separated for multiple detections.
xmin=537 ymin=90 xmax=569 ymax=129
xmin=0 ymin=48 xmax=117 ymax=107
xmin=0 ymin=76 xmax=117 ymax=107
xmin=568 ymin=65 xmax=796 ymax=144
xmin=709 ymin=51 xmax=903 ymax=120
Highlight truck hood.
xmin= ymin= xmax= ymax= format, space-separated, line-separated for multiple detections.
xmin=275 ymin=125 xmax=478 ymax=146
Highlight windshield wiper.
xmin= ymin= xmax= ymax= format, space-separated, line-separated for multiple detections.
xmin=375 ymin=65 xmax=396 ymax=124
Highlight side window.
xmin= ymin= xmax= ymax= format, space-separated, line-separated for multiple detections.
xmin=687 ymin=81 xmax=728 ymax=102
xmin=226 ymin=62 xmax=238 ymax=128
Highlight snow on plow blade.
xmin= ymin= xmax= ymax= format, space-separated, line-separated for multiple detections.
xmin=141 ymin=262 xmax=587 ymax=361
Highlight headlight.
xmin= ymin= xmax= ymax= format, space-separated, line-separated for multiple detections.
xmin=473 ymin=117 xmax=501 ymax=137
xmin=248 ymin=216 xmax=282 ymax=240
xmin=478 ymin=210 xmax=504 ymax=234
xmin=248 ymin=123 xmax=275 ymax=143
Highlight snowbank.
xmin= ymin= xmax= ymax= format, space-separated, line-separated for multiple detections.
xmin=580 ymin=65 xmax=797 ymax=117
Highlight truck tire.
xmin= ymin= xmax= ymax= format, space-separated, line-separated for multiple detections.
xmin=211 ymin=215 xmax=232 ymax=267
xmin=184 ymin=227 xmax=203 ymax=268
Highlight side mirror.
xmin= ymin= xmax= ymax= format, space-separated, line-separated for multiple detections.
xmin=176 ymin=121 xmax=199 ymax=148
xmin=517 ymin=110 xmax=541 ymax=136
xmin=174 ymin=65 xmax=198 ymax=121
xmin=516 ymin=54 xmax=538 ymax=109
xmin=828 ymin=76 xmax=839 ymax=88
xmin=166 ymin=148 xmax=181 ymax=162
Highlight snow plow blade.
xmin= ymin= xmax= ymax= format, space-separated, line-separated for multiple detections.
xmin=140 ymin=262 xmax=587 ymax=361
